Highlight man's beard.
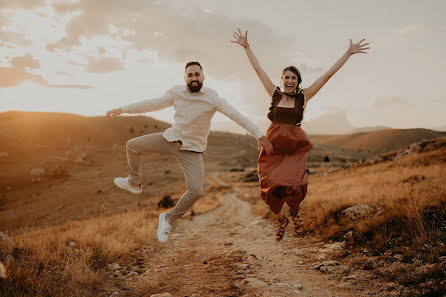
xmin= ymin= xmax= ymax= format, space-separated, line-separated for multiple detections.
xmin=187 ymin=80 xmax=203 ymax=93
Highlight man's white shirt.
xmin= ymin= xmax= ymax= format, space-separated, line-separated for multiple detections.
xmin=121 ymin=85 xmax=264 ymax=152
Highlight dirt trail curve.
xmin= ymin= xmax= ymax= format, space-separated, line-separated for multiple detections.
xmin=108 ymin=173 xmax=382 ymax=297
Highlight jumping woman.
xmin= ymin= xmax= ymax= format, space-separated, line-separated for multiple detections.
xmin=231 ymin=28 xmax=370 ymax=241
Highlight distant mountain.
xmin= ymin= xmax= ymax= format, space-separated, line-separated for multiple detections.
xmin=353 ymin=126 xmax=391 ymax=133
xmin=301 ymin=112 xmax=355 ymax=135
xmin=310 ymin=128 xmax=446 ymax=154
xmin=432 ymin=124 xmax=446 ymax=132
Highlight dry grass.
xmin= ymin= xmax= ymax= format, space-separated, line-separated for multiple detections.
xmin=0 ymin=191 xmax=222 ymax=297
xmin=232 ymin=145 xmax=446 ymax=296
xmin=305 ymin=161 xmax=445 ymax=248
xmin=0 ymin=209 xmax=157 ymax=297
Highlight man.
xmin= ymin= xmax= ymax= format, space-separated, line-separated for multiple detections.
xmin=106 ymin=61 xmax=273 ymax=242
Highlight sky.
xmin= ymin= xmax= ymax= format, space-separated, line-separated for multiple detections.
xmin=1 ymin=0 xmax=445 ymax=134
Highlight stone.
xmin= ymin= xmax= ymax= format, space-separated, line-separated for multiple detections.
xmin=109 ymin=292 xmax=119 ymax=297
xmin=342 ymin=205 xmax=374 ymax=220
xmin=314 ymin=260 xmax=350 ymax=274
xmin=241 ymin=278 xmax=267 ymax=287
xmin=290 ymin=282 xmax=304 ymax=290
xmin=128 ymin=271 xmax=138 ymax=277
xmin=108 ymin=263 xmax=121 ymax=271
xmin=344 ymin=231 xmax=354 ymax=239
xmin=238 ymin=264 xmax=250 ymax=270
xmin=30 ymin=167 xmax=46 ymax=177
xmin=69 ymin=241 xmax=77 ymax=248
xmin=409 ymin=142 xmax=420 ymax=152
xmin=319 ymin=242 xmax=345 ymax=253
xmin=393 ymin=254 xmax=403 ymax=261
xmin=65 ymin=150 xmax=74 ymax=157
xmin=306 ymin=168 xmax=316 ymax=175
xmin=30 ymin=167 xmax=46 ymax=181
xmin=74 ymin=157 xmax=85 ymax=163
xmin=0 ymin=231 xmax=13 ymax=246
xmin=272 ymin=282 xmax=294 ymax=289
xmin=150 ymin=294 xmax=172 ymax=297
xmin=5 ymin=255 xmax=14 ymax=264
xmin=343 ymin=274 xmax=359 ymax=281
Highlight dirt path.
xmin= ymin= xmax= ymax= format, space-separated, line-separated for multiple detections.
xmin=105 ymin=174 xmax=383 ymax=297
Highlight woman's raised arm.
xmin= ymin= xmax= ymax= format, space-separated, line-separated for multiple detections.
xmin=231 ymin=28 xmax=276 ymax=97
xmin=304 ymin=38 xmax=370 ymax=101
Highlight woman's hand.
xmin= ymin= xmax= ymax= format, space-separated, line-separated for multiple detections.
xmin=231 ymin=28 xmax=249 ymax=48
xmin=348 ymin=38 xmax=370 ymax=55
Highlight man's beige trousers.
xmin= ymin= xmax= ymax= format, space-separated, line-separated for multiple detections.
xmin=126 ymin=133 xmax=204 ymax=223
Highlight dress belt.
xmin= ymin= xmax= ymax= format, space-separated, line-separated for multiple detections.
xmin=272 ymin=120 xmax=302 ymax=126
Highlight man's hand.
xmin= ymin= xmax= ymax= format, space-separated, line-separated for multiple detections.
xmin=106 ymin=108 xmax=122 ymax=118
xmin=258 ymin=136 xmax=273 ymax=155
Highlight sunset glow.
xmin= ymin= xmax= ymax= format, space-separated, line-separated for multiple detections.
xmin=1 ymin=0 xmax=445 ymax=133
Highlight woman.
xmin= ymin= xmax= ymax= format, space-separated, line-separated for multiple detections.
xmin=231 ymin=28 xmax=369 ymax=241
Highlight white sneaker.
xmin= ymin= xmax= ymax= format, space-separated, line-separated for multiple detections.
xmin=113 ymin=177 xmax=142 ymax=195
xmin=157 ymin=213 xmax=172 ymax=243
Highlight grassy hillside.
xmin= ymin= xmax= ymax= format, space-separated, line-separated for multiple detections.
xmin=236 ymin=138 xmax=446 ymax=296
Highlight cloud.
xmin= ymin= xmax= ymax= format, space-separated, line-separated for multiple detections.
xmin=0 ymin=66 xmax=47 ymax=87
xmin=375 ymin=23 xmax=433 ymax=50
xmin=84 ymin=56 xmax=125 ymax=73
xmin=45 ymin=0 xmax=322 ymax=81
xmin=56 ymin=71 xmax=72 ymax=76
xmin=0 ymin=54 xmax=91 ymax=89
xmin=395 ymin=24 xmax=428 ymax=37
xmin=0 ymin=0 xmax=46 ymax=10
xmin=370 ymin=96 xmax=416 ymax=110
xmin=10 ymin=53 xmax=40 ymax=69
xmin=51 ymin=2 xmax=82 ymax=15
xmin=0 ymin=28 xmax=31 ymax=47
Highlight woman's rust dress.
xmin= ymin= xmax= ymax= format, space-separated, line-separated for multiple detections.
xmin=257 ymin=87 xmax=313 ymax=215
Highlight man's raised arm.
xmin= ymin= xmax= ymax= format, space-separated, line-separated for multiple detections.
xmin=216 ymin=96 xmax=273 ymax=154
xmin=106 ymin=88 xmax=175 ymax=117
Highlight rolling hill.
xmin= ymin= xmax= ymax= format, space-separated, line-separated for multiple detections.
xmin=309 ymin=128 xmax=446 ymax=154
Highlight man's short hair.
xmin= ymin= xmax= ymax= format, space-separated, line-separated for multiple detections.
xmin=185 ymin=61 xmax=202 ymax=72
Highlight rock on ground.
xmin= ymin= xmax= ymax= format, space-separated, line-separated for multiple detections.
xmin=0 ymin=231 xmax=13 ymax=246
xmin=150 ymin=293 xmax=172 ymax=297
xmin=241 ymin=277 xmax=267 ymax=287
xmin=342 ymin=205 xmax=374 ymax=220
